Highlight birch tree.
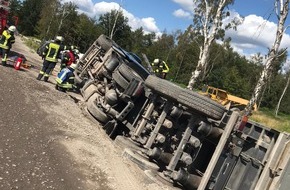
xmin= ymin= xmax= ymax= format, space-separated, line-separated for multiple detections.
xmin=187 ymin=0 xmax=239 ymax=90
xmin=245 ymin=0 xmax=290 ymax=116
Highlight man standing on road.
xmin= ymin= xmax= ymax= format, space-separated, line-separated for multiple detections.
xmin=0 ymin=25 xmax=16 ymax=66
xmin=36 ymin=36 xmax=67 ymax=82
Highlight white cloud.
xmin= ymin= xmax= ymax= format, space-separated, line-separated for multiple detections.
xmin=226 ymin=14 xmax=290 ymax=56
xmin=172 ymin=0 xmax=194 ymax=20
xmin=62 ymin=0 xmax=94 ymax=14
xmin=63 ymin=0 xmax=290 ymax=61
xmin=140 ymin=17 xmax=159 ymax=33
xmin=62 ymin=0 xmax=160 ymax=34
xmin=172 ymin=0 xmax=195 ymax=12
xmin=92 ymin=1 xmax=121 ymax=17
xmin=173 ymin=9 xmax=192 ymax=19
xmin=282 ymin=61 xmax=290 ymax=74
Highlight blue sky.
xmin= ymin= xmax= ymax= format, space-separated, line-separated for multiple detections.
xmin=64 ymin=0 xmax=290 ymax=67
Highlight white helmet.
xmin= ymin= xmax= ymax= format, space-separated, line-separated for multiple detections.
xmin=70 ymin=63 xmax=78 ymax=70
xmin=153 ymin=59 xmax=160 ymax=64
xmin=55 ymin=36 xmax=64 ymax=42
xmin=73 ymin=49 xmax=79 ymax=54
xmin=8 ymin=25 xmax=16 ymax=32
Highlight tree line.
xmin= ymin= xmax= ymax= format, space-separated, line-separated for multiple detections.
xmin=8 ymin=0 xmax=290 ymax=115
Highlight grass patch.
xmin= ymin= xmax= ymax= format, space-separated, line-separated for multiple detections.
xmin=250 ymin=108 xmax=290 ymax=132
xmin=22 ymin=36 xmax=41 ymax=52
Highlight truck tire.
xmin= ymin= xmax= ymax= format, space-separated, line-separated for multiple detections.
xmin=74 ymin=69 xmax=87 ymax=88
xmin=87 ymin=93 xmax=109 ymax=124
xmin=112 ymin=70 xmax=129 ymax=89
xmin=144 ymin=75 xmax=182 ymax=102
xmin=122 ymin=148 xmax=160 ymax=171
xmin=145 ymin=75 xmax=226 ymax=120
xmin=82 ymin=84 xmax=99 ymax=101
xmin=178 ymin=89 xmax=227 ymax=120
xmin=118 ymin=63 xmax=143 ymax=82
xmin=114 ymin=136 xmax=144 ymax=151
xmin=96 ymin=34 xmax=113 ymax=52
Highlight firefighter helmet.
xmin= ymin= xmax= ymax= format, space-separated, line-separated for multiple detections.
xmin=153 ymin=59 xmax=160 ymax=64
xmin=73 ymin=49 xmax=79 ymax=55
xmin=8 ymin=25 xmax=16 ymax=32
xmin=55 ymin=36 xmax=64 ymax=42
xmin=70 ymin=63 xmax=78 ymax=70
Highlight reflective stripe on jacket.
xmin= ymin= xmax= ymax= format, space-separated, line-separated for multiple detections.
xmin=161 ymin=61 xmax=169 ymax=73
xmin=0 ymin=30 xmax=15 ymax=49
xmin=56 ymin=67 xmax=75 ymax=86
xmin=151 ymin=60 xmax=170 ymax=74
xmin=44 ymin=42 xmax=61 ymax=62
xmin=56 ymin=68 xmax=71 ymax=84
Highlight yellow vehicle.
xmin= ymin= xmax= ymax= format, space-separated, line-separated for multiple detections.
xmin=200 ymin=85 xmax=257 ymax=111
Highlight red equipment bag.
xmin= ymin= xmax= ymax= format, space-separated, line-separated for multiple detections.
xmin=14 ymin=56 xmax=23 ymax=70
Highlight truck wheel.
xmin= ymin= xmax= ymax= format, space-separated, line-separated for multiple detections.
xmin=87 ymin=93 xmax=109 ymax=124
xmin=96 ymin=34 xmax=113 ymax=52
xmin=82 ymin=84 xmax=99 ymax=101
xmin=122 ymin=148 xmax=160 ymax=171
xmin=118 ymin=63 xmax=143 ymax=82
xmin=74 ymin=70 xmax=82 ymax=83
xmin=178 ymin=89 xmax=227 ymax=120
xmin=104 ymin=56 xmax=119 ymax=72
xmin=74 ymin=69 xmax=87 ymax=87
xmin=145 ymin=75 xmax=226 ymax=120
xmin=114 ymin=136 xmax=144 ymax=151
xmin=112 ymin=70 xmax=129 ymax=89
xmin=144 ymin=75 xmax=182 ymax=102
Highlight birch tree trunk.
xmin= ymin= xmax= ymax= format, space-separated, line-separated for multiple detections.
xmin=245 ymin=0 xmax=289 ymax=116
xmin=187 ymin=0 xmax=228 ymax=90
xmin=110 ymin=8 xmax=121 ymax=39
xmin=275 ymin=74 xmax=290 ymax=116
xmin=187 ymin=43 xmax=210 ymax=89
xmin=57 ymin=6 xmax=67 ymax=34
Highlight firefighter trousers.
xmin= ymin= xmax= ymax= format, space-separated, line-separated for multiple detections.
xmin=0 ymin=48 xmax=10 ymax=66
xmin=37 ymin=60 xmax=57 ymax=81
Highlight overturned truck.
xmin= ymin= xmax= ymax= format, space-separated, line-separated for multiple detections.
xmin=74 ymin=34 xmax=290 ymax=190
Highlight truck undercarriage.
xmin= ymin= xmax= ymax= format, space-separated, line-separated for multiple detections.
xmin=74 ymin=34 xmax=290 ymax=190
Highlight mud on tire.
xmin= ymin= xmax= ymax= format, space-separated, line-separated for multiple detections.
xmin=112 ymin=70 xmax=130 ymax=90
xmin=122 ymin=148 xmax=160 ymax=171
xmin=86 ymin=93 xmax=109 ymax=123
xmin=96 ymin=34 xmax=113 ymax=52
xmin=118 ymin=63 xmax=143 ymax=82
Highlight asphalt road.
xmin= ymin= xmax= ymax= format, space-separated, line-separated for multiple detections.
xmin=0 ymin=63 xmax=87 ymax=189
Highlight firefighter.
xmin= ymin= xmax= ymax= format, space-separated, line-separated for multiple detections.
xmin=36 ymin=36 xmax=67 ymax=82
xmin=55 ymin=63 xmax=77 ymax=92
xmin=60 ymin=46 xmax=79 ymax=70
xmin=0 ymin=25 xmax=16 ymax=66
xmin=151 ymin=58 xmax=170 ymax=79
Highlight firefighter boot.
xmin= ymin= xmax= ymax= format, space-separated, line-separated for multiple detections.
xmin=36 ymin=74 xmax=43 ymax=80
xmin=2 ymin=61 xmax=7 ymax=66
xmin=43 ymin=76 xmax=49 ymax=82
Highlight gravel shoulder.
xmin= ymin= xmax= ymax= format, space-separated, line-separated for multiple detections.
xmin=0 ymin=36 xmax=168 ymax=190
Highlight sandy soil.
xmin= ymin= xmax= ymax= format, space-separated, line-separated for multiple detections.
xmin=0 ymin=35 xmax=171 ymax=190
